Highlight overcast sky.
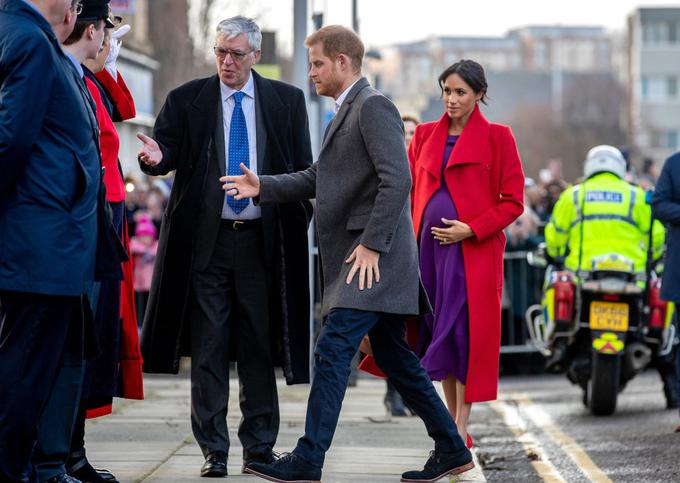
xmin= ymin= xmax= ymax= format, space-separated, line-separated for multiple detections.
xmin=341 ymin=0 xmax=680 ymax=45
xmin=194 ymin=1 xmax=680 ymax=56
xmin=215 ymin=0 xmax=680 ymax=53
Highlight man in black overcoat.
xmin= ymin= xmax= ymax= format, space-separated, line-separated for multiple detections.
xmin=137 ymin=15 xmax=312 ymax=477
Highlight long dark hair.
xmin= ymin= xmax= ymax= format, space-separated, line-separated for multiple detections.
xmin=438 ymin=59 xmax=488 ymax=104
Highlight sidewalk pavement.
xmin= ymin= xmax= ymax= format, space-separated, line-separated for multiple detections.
xmin=83 ymin=368 xmax=487 ymax=482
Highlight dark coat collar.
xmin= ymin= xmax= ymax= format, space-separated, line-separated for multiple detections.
xmin=189 ymin=70 xmax=289 ymax=176
xmin=190 ymin=70 xmax=285 ymax=124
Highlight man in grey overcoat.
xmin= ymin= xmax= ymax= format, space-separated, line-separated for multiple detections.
xmin=222 ymin=25 xmax=473 ymax=483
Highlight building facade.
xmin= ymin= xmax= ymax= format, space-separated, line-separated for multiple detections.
xmin=627 ymin=7 xmax=680 ymax=163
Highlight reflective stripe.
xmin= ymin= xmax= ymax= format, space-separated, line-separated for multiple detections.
xmin=573 ymin=187 xmax=582 ymax=219
xmin=628 ymin=187 xmax=636 ymax=219
xmin=570 ymin=213 xmax=638 ymax=229
xmin=551 ymin=222 xmax=568 ymax=234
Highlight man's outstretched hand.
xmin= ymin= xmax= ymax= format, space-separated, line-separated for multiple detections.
xmin=137 ymin=133 xmax=163 ymax=166
xmin=220 ymin=163 xmax=261 ymax=199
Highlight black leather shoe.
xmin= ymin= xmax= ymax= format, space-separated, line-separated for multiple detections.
xmin=200 ymin=451 xmax=228 ymax=478
xmin=93 ymin=469 xmax=118 ymax=482
xmin=44 ymin=474 xmax=82 ymax=483
xmin=68 ymin=456 xmax=119 ymax=482
xmin=245 ymin=452 xmax=321 ymax=482
xmin=242 ymin=449 xmax=278 ymax=474
xmin=401 ymin=448 xmax=474 ymax=482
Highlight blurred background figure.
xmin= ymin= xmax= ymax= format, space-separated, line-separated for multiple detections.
xmin=143 ymin=186 xmax=166 ymax=234
xmin=524 ymin=177 xmax=550 ymax=224
xmin=402 ymin=115 xmax=419 ymax=148
xmin=506 ymin=209 xmax=542 ymax=252
xmin=123 ymin=176 xmax=146 ymax=237
xmin=130 ymin=215 xmax=158 ymax=329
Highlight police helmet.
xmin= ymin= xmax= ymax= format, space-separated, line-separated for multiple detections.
xmin=583 ymin=145 xmax=626 ymax=179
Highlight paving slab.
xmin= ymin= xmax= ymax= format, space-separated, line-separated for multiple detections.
xmin=82 ymin=368 xmax=488 ymax=483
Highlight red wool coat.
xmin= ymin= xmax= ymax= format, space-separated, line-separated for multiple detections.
xmin=410 ymin=106 xmax=524 ymax=402
xmin=84 ymin=72 xmax=143 ymax=418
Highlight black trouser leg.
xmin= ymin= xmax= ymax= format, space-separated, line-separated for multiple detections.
xmin=190 ymin=225 xmax=277 ymax=458
xmin=233 ymin=227 xmax=278 ymax=457
xmin=369 ymin=313 xmax=464 ymax=454
xmin=0 ymin=292 xmax=82 ymax=482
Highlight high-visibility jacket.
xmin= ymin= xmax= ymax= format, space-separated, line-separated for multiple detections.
xmin=545 ymin=172 xmax=665 ymax=274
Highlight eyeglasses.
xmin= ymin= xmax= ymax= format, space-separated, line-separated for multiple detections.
xmin=213 ymin=46 xmax=253 ymax=62
xmin=72 ymin=1 xmax=83 ymax=15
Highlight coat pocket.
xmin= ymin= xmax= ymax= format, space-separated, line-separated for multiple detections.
xmin=346 ymin=212 xmax=371 ymax=231
xmin=69 ymin=149 xmax=92 ymax=213
xmin=334 ymin=126 xmax=351 ymax=138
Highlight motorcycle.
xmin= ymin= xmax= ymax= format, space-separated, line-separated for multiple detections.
xmin=525 ymin=247 xmax=676 ymax=415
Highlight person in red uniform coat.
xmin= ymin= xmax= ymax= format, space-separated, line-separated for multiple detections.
xmin=409 ymin=60 xmax=524 ymax=445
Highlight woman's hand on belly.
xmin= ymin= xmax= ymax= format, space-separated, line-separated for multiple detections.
xmin=431 ymin=218 xmax=474 ymax=245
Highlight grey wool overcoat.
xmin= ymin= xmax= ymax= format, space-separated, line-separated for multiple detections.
xmin=259 ymin=77 xmax=428 ymax=317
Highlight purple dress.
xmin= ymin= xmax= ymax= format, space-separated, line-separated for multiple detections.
xmin=417 ymin=135 xmax=469 ymax=383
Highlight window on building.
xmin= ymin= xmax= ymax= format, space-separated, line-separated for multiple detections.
xmin=668 ymin=76 xmax=678 ymax=98
xmin=669 ymin=21 xmax=678 ymax=42
xmin=643 ymin=21 xmax=669 ymax=44
xmin=534 ymin=41 xmax=547 ymax=69
xmin=642 ymin=76 xmax=667 ymax=101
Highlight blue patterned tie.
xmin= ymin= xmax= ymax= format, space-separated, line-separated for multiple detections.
xmin=227 ymin=91 xmax=249 ymax=214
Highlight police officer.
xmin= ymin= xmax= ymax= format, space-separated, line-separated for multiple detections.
xmin=545 ymin=145 xmax=678 ymax=408
xmin=546 ymin=145 xmax=664 ymax=274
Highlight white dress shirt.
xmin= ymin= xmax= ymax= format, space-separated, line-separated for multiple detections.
xmin=220 ymin=74 xmax=260 ymax=220
xmin=334 ymin=79 xmax=360 ymax=113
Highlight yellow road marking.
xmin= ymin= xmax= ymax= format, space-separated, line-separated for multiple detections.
xmin=508 ymin=393 xmax=614 ymax=483
xmin=490 ymin=400 xmax=566 ymax=482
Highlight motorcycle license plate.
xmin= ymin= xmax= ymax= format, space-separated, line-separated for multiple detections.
xmin=589 ymin=301 xmax=629 ymax=331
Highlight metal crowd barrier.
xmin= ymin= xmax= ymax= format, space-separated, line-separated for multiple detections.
xmin=501 ymin=250 xmax=546 ymax=353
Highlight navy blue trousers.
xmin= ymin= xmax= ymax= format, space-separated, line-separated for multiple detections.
xmin=0 ymin=292 xmax=83 ymax=483
xmin=294 ymin=308 xmax=465 ymax=468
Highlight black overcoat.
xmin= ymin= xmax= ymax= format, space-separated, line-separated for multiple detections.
xmin=139 ymin=71 xmax=312 ymax=384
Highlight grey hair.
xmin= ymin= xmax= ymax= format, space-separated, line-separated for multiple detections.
xmin=215 ymin=16 xmax=262 ymax=51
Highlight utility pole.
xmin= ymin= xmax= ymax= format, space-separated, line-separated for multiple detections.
xmin=293 ymin=0 xmax=316 ymax=375
xmin=293 ymin=0 xmax=308 ymax=92
xmin=352 ymin=0 xmax=359 ymax=33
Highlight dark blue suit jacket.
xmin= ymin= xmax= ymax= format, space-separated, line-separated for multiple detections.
xmin=0 ymin=0 xmax=101 ymax=296
xmin=653 ymin=153 xmax=680 ymax=303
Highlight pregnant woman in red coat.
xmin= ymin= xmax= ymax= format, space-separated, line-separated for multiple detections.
xmin=409 ymin=60 xmax=524 ymax=445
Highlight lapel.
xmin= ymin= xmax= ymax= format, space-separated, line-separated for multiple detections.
xmin=420 ymin=105 xmax=490 ymax=180
xmin=252 ymin=70 xmax=287 ymax=174
xmin=189 ymin=75 xmax=220 ymax=157
xmin=254 ymin=81 xmax=268 ymax=175
xmin=68 ymin=65 xmax=99 ymax=146
xmin=213 ymin=95 xmax=226 ymax=174
xmin=320 ymin=77 xmax=370 ymax=152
